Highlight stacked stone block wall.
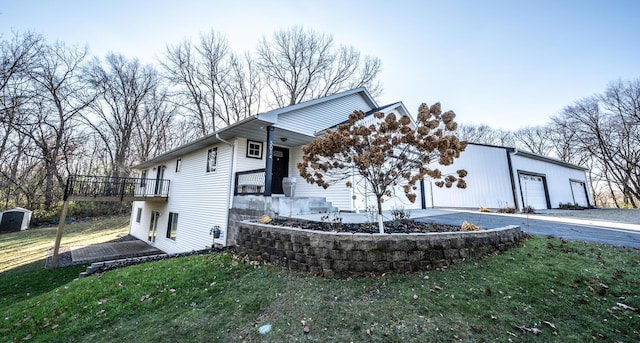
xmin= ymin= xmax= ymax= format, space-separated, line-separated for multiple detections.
xmin=237 ymin=222 xmax=525 ymax=277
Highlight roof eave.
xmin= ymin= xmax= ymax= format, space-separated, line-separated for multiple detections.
xmin=132 ymin=116 xmax=270 ymax=170
xmin=511 ymin=150 xmax=589 ymax=171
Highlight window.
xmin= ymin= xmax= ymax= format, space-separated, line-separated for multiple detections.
xmin=167 ymin=212 xmax=178 ymax=240
xmin=206 ymin=147 xmax=217 ymax=172
xmin=246 ymin=140 xmax=263 ymax=159
xmin=175 ymin=158 xmax=182 ymax=172
xmin=135 ymin=208 xmax=142 ymax=223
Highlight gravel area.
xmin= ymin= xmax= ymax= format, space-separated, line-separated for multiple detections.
xmin=538 ymin=208 xmax=640 ymax=225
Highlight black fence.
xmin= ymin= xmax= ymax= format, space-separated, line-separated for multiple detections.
xmin=234 ymin=169 xmax=265 ymax=195
xmin=64 ymin=175 xmax=170 ymax=201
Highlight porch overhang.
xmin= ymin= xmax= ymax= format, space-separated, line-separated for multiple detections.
xmin=133 ymin=118 xmax=315 ymax=170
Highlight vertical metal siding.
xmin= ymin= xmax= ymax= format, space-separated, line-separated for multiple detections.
xmin=510 ymin=154 xmax=590 ymax=209
xmin=430 ymin=144 xmax=514 ymax=208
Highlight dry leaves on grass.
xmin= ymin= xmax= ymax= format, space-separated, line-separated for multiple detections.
xmin=543 ymin=320 xmax=557 ymax=330
xmin=514 ymin=324 xmax=541 ymax=335
xmin=616 ymin=302 xmax=639 ymax=313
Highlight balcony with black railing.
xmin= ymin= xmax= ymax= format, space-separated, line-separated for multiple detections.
xmin=64 ymin=175 xmax=170 ymax=202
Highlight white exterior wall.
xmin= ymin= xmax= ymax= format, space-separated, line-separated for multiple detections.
xmin=288 ymin=146 xmax=354 ymax=210
xmin=129 ymin=143 xmax=233 ymax=254
xmin=430 ymin=144 xmax=515 ymax=209
xmin=235 ymin=138 xmax=267 ymax=173
xmin=275 ymin=93 xmax=373 ymax=135
xmin=510 ymin=154 xmax=590 ymax=209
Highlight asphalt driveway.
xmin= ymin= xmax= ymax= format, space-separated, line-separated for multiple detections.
xmin=414 ymin=211 xmax=640 ymax=249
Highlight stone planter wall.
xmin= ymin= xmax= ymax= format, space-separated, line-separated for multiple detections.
xmin=237 ymin=222 xmax=525 ymax=277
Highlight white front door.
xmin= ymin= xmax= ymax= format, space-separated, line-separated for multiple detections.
xmin=519 ymin=174 xmax=548 ymax=209
xmin=570 ymin=181 xmax=589 ymax=207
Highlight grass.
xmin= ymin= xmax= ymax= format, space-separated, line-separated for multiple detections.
xmin=0 ymin=216 xmax=130 ymax=319
xmin=1 ymin=218 xmax=639 ymax=342
xmin=0 ymin=216 xmax=130 ymax=273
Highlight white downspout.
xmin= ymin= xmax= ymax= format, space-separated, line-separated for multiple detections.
xmin=217 ymin=133 xmax=235 ymax=247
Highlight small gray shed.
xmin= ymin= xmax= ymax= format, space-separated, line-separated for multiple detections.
xmin=0 ymin=207 xmax=32 ymax=233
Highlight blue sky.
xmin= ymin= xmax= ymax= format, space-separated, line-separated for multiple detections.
xmin=1 ymin=0 xmax=638 ymax=130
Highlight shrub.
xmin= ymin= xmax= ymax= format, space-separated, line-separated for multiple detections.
xmin=496 ymin=206 xmax=517 ymax=214
xmin=391 ymin=207 xmax=411 ymax=220
xmin=30 ymin=201 xmax=131 ymax=226
xmin=558 ymin=202 xmax=586 ymax=210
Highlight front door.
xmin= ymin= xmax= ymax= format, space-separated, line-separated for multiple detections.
xmin=148 ymin=211 xmax=160 ymax=242
xmin=271 ymin=146 xmax=289 ymax=194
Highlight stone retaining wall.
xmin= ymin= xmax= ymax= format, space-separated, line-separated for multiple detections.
xmin=237 ymin=222 xmax=525 ymax=277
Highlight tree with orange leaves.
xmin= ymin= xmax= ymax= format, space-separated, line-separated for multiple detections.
xmin=297 ymin=103 xmax=468 ymax=233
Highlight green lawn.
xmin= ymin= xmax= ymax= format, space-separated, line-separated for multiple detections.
xmin=1 ymin=217 xmax=639 ymax=342
xmin=0 ymin=216 xmax=130 ymax=273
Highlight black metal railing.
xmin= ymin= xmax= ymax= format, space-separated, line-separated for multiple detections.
xmin=64 ymin=175 xmax=170 ymax=201
xmin=234 ymin=169 xmax=265 ymax=195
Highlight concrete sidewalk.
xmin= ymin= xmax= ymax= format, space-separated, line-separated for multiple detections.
xmin=291 ymin=208 xmax=640 ymax=233
xmin=443 ymin=209 xmax=640 ymax=232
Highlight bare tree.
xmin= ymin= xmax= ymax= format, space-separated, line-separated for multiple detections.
xmin=84 ymin=53 xmax=159 ymax=178
xmin=0 ymin=32 xmax=42 ymax=210
xmin=216 ymin=52 xmax=263 ymax=125
xmin=133 ymin=85 xmax=179 ymax=163
xmin=512 ymin=126 xmax=552 ymax=155
xmin=298 ymin=103 xmax=467 ymax=233
xmin=256 ymin=26 xmax=382 ymax=107
xmin=0 ymin=32 xmax=42 ymax=109
xmin=456 ymin=123 xmax=514 ymax=147
xmin=14 ymin=41 xmax=94 ymax=209
xmin=554 ymin=79 xmax=640 ymax=207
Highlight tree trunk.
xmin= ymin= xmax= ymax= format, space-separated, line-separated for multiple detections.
xmin=376 ymin=196 xmax=384 ymax=234
xmin=44 ymin=165 xmax=55 ymax=210
xmin=606 ymin=176 xmax=620 ymax=208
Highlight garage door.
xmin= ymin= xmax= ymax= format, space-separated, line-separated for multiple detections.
xmin=519 ymin=174 xmax=548 ymax=209
xmin=570 ymin=181 xmax=589 ymax=207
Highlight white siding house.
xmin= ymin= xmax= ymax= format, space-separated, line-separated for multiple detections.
xmin=127 ymin=88 xmax=592 ymax=254
xmin=427 ymin=143 xmax=592 ymax=210
xmin=129 ymin=88 xmax=392 ymax=253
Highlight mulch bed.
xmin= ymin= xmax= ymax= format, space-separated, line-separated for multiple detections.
xmin=269 ymin=218 xmax=462 ymax=234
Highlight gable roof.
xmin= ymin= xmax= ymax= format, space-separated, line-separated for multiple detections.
xmin=257 ymin=87 xmax=377 ymax=123
xmin=133 ymin=88 xmax=377 ymax=169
